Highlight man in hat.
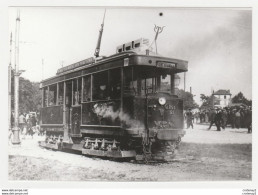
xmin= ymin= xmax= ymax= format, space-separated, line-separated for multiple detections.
xmin=245 ymin=106 xmax=252 ymax=133
xmin=208 ymin=108 xmax=216 ymax=130
xmin=215 ymin=108 xmax=223 ymax=131
xmin=185 ymin=108 xmax=194 ymax=129
xmin=230 ymin=108 xmax=236 ymax=129
xmin=221 ymin=109 xmax=228 ymax=130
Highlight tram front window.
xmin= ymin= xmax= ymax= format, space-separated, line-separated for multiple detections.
xmin=138 ymin=69 xmax=173 ymax=95
xmin=159 ymin=74 xmax=172 ymax=93
xmin=124 ymin=67 xmax=177 ymax=96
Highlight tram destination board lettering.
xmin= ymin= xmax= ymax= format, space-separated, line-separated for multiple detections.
xmin=57 ymin=57 xmax=95 ymax=74
xmin=156 ymin=61 xmax=176 ymax=69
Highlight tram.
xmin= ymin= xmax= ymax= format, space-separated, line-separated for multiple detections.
xmin=39 ymin=15 xmax=188 ymax=161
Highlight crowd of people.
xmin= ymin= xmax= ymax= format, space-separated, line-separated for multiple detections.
xmin=185 ymin=106 xmax=252 ymax=133
xmin=11 ymin=112 xmax=42 ymax=138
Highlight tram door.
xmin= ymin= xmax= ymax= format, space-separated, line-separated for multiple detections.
xmin=65 ymin=81 xmax=73 ymax=135
xmin=70 ymin=78 xmax=82 ymax=137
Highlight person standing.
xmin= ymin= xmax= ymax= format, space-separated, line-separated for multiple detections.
xmin=221 ymin=109 xmax=228 ymax=130
xmin=199 ymin=111 xmax=204 ymax=123
xmin=240 ymin=107 xmax=246 ymax=128
xmin=186 ymin=109 xmax=194 ymax=129
xmin=31 ymin=114 xmax=37 ymax=127
xmin=235 ymin=109 xmax=241 ymax=129
xmin=215 ymin=109 xmax=222 ymax=131
xmin=230 ymin=109 xmax=236 ymax=129
xmin=245 ymin=107 xmax=252 ymax=133
xmin=18 ymin=113 xmax=26 ymax=131
xmin=208 ymin=108 xmax=216 ymax=130
xmin=205 ymin=111 xmax=209 ymax=123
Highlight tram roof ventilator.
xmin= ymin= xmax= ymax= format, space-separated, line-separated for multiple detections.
xmin=116 ymin=38 xmax=156 ymax=56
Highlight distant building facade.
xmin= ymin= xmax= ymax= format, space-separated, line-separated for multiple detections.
xmin=213 ymin=89 xmax=232 ymax=108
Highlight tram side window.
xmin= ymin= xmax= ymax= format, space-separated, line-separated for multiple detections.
xmin=93 ymin=71 xmax=109 ymax=101
xmin=78 ymin=78 xmax=82 ymax=104
xmin=124 ymin=67 xmax=137 ymax=95
xmin=58 ymin=82 xmax=64 ymax=105
xmin=43 ymin=87 xmax=48 ymax=107
xmin=65 ymin=81 xmax=72 ymax=106
xmin=72 ymin=78 xmax=81 ymax=105
xmin=83 ymin=75 xmax=91 ymax=102
xmin=110 ymin=68 xmax=121 ymax=99
xmin=48 ymin=84 xmax=57 ymax=106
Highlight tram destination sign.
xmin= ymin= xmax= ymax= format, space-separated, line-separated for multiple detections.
xmin=156 ymin=61 xmax=176 ymax=69
xmin=57 ymin=57 xmax=95 ymax=75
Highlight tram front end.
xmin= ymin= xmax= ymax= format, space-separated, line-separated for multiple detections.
xmin=122 ymin=54 xmax=188 ymax=161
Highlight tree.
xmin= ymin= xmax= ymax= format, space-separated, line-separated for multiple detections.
xmin=231 ymin=92 xmax=252 ymax=106
xmin=200 ymin=94 xmax=209 ymax=103
xmin=177 ymin=89 xmax=199 ymax=110
xmin=11 ymin=72 xmax=41 ymax=113
xmin=200 ymin=94 xmax=219 ymax=108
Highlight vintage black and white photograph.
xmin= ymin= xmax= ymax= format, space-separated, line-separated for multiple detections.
xmin=7 ymin=6 xmax=252 ymax=182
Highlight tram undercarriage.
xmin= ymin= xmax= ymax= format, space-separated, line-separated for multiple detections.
xmin=38 ymin=128 xmax=185 ymax=162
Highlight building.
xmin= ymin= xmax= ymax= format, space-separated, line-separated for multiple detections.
xmin=213 ymin=89 xmax=232 ymax=108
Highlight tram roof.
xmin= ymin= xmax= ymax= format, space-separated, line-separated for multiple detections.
xmin=40 ymin=51 xmax=188 ymax=88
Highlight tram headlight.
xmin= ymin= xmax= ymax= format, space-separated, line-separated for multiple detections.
xmin=158 ymin=97 xmax=166 ymax=105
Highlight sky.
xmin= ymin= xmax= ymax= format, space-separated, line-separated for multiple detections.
xmin=8 ymin=7 xmax=252 ymax=105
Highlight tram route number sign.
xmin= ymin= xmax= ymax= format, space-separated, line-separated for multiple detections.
xmin=156 ymin=61 xmax=176 ymax=69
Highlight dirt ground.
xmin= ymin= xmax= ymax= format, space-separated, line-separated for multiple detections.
xmin=8 ymin=124 xmax=252 ymax=181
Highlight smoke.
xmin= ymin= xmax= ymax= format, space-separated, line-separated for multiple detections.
xmin=93 ymin=103 xmax=144 ymax=129
xmin=162 ymin=11 xmax=252 ymax=104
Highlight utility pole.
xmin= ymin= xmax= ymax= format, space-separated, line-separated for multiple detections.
xmin=42 ymin=59 xmax=44 ymax=80
xmin=12 ymin=10 xmax=22 ymax=144
xmin=8 ymin=33 xmax=13 ymax=131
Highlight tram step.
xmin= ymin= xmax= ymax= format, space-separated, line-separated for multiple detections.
xmin=38 ymin=141 xmax=59 ymax=150
xmin=82 ymin=149 xmax=136 ymax=158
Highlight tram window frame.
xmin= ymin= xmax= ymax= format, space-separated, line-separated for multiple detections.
xmin=123 ymin=67 xmax=137 ymax=96
xmin=42 ymin=87 xmax=48 ymax=107
xmin=160 ymin=74 xmax=172 ymax=93
xmin=110 ymin=68 xmax=121 ymax=100
xmin=92 ymin=71 xmax=109 ymax=101
xmin=65 ymin=80 xmax=73 ymax=106
xmin=72 ymin=78 xmax=82 ymax=106
xmin=48 ymin=84 xmax=57 ymax=106
xmin=58 ymin=82 xmax=64 ymax=105
xmin=136 ymin=67 xmax=174 ymax=95
xmin=82 ymin=75 xmax=92 ymax=102
xmin=77 ymin=77 xmax=82 ymax=105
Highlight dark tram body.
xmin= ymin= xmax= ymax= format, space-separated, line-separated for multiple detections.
xmin=39 ymin=40 xmax=188 ymax=161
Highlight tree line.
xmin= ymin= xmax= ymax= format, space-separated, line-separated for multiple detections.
xmin=200 ymin=92 xmax=252 ymax=108
xmin=11 ymin=70 xmax=41 ymax=113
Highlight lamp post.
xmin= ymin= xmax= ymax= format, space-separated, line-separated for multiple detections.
xmin=12 ymin=10 xmax=21 ymax=144
xmin=8 ymin=33 xmax=12 ymax=131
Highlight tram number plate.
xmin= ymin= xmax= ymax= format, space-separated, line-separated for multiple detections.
xmin=157 ymin=62 xmax=176 ymax=69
